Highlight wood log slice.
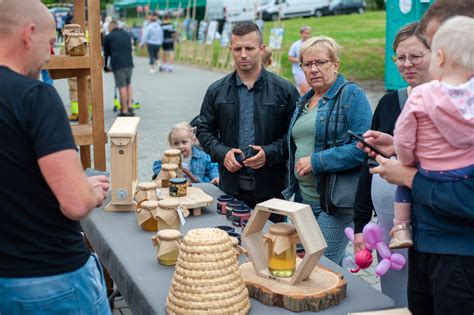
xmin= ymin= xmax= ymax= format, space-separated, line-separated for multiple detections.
xmin=239 ymin=261 xmax=346 ymax=312
xmin=159 ymin=187 xmax=213 ymax=216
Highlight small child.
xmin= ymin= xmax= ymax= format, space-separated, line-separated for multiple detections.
xmin=261 ymin=46 xmax=273 ymax=68
xmin=152 ymin=121 xmax=220 ymax=184
xmin=391 ymin=16 xmax=474 ymax=249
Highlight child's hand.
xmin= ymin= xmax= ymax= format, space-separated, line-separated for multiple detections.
xmin=211 ymin=178 xmax=220 ymax=185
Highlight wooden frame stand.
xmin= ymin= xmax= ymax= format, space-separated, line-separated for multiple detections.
xmin=105 ymin=117 xmax=140 ymax=212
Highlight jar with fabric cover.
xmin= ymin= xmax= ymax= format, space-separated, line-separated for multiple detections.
xmin=137 ymin=200 xmax=159 ymax=232
xmin=66 ymin=33 xmax=87 ymax=56
xmin=154 ymin=163 xmax=179 ymax=188
xmin=264 ymin=223 xmax=300 ymax=277
xmin=134 ymin=182 xmax=158 ymax=208
xmin=156 ymin=199 xmax=189 ymax=231
xmin=151 ymin=229 xmax=181 ymax=266
xmin=62 ymin=24 xmax=84 ymax=55
xmin=162 ymin=149 xmax=183 ymax=176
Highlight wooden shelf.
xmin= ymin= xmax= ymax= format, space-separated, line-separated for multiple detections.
xmin=44 ymin=55 xmax=90 ymax=70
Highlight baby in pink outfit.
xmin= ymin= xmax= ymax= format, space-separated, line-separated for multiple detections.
xmin=390 ymin=16 xmax=474 ymax=249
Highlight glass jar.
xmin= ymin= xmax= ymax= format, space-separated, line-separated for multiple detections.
xmin=157 ymin=163 xmax=179 ymax=188
xmin=232 ymin=206 xmax=251 ymax=227
xmin=66 ymin=33 xmax=87 ymax=56
xmin=169 ymin=178 xmax=187 ymax=197
xmin=226 ymin=200 xmax=244 ymax=221
xmin=264 ymin=223 xmax=298 ymax=278
xmin=134 ymin=182 xmax=158 ymax=208
xmin=216 ymin=195 xmax=234 ymax=215
xmin=151 ymin=229 xmax=181 ymax=266
xmin=156 ymin=199 xmax=182 ymax=231
xmin=62 ymin=24 xmax=82 ymax=55
xmin=138 ymin=200 xmax=159 ymax=232
xmin=162 ymin=149 xmax=183 ymax=176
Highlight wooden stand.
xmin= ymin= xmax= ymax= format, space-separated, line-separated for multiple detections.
xmin=105 ymin=117 xmax=140 ymax=212
xmin=240 ymin=261 xmax=346 ymax=312
xmin=159 ymin=186 xmax=213 ymax=216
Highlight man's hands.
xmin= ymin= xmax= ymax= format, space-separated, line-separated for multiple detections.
xmin=357 ymin=130 xmax=395 ymax=158
xmin=224 ymin=148 xmax=243 ymax=172
xmin=243 ymin=145 xmax=266 ymax=170
xmin=295 ymin=155 xmax=312 ymax=177
xmin=370 ymin=156 xmax=417 ymax=188
xmin=224 ymin=145 xmax=267 ymax=172
xmin=87 ymin=175 xmax=110 ymax=207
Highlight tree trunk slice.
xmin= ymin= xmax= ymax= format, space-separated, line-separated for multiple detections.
xmin=159 ymin=187 xmax=212 ymax=216
xmin=239 ymin=262 xmax=346 ymax=312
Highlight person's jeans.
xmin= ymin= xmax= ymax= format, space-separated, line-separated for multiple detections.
xmin=0 ymin=254 xmax=111 ymax=315
xmin=297 ymin=194 xmax=353 ymax=265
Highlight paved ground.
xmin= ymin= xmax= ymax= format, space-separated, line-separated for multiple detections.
xmin=54 ymin=56 xmax=385 ymax=314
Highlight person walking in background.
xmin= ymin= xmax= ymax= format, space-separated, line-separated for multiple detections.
xmin=353 ymin=21 xmax=431 ymax=307
xmin=160 ymin=15 xmax=176 ymax=72
xmin=55 ymin=14 xmax=65 ymax=44
xmin=197 ymin=21 xmax=299 ymax=212
xmin=283 ymin=36 xmax=372 ymax=264
xmin=140 ymin=14 xmax=164 ymax=74
xmin=104 ymin=20 xmax=135 ymax=117
xmin=0 ymin=1 xmax=110 ymax=313
xmin=288 ymin=25 xmax=312 ymax=95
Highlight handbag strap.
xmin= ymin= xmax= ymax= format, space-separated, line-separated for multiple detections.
xmin=397 ymin=87 xmax=408 ymax=111
xmin=322 ymin=81 xmax=354 ymax=150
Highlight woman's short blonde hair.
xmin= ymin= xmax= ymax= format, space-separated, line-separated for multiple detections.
xmin=299 ymin=36 xmax=341 ymax=63
xmin=431 ymin=16 xmax=474 ymax=73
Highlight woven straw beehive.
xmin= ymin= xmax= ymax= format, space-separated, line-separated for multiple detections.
xmin=166 ymin=228 xmax=250 ymax=315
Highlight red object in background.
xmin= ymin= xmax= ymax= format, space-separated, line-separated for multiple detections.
xmin=136 ymin=5 xmax=143 ymax=13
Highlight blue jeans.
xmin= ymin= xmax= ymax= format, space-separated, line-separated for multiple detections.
xmin=297 ymin=194 xmax=353 ymax=265
xmin=0 ymin=254 xmax=111 ymax=315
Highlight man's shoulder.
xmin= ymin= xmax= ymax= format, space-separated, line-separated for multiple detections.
xmin=0 ymin=67 xmax=45 ymax=97
xmin=207 ymin=73 xmax=233 ymax=93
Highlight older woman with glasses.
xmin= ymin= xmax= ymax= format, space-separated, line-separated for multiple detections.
xmin=352 ymin=21 xmax=431 ymax=307
xmin=282 ymin=36 xmax=372 ymax=265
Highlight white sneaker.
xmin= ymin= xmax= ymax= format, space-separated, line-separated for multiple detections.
xmin=149 ymin=68 xmax=156 ymax=74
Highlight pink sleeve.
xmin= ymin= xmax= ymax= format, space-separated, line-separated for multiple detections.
xmin=394 ymin=89 xmax=423 ymax=166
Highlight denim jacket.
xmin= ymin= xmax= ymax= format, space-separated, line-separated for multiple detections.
xmin=282 ymin=75 xmax=372 ymax=200
xmin=152 ymin=147 xmax=219 ymax=183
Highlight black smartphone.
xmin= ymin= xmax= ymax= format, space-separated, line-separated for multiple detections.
xmin=347 ymin=130 xmax=390 ymax=158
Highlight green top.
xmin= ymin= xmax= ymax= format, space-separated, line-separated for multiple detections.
xmin=291 ymin=102 xmax=319 ymax=201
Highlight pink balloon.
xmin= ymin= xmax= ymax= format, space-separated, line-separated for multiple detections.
xmin=376 ymin=258 xmax=391 ymax=276
xmin=344 ymin=227 xmax=355 ymax=243
xmin=354 ymin=249 xmax=373 ymax=269
xmin=390 ymin=253 xmax=406 ymax=271
xmin=375 ymin=242 xmax=391 ymax=259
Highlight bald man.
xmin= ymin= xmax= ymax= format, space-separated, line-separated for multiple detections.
xmin=0 ymin=1 xmax=111 ymax=313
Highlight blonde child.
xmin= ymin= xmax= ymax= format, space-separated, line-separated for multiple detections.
xmin=390 ymin=16 xmax=474 ymax=249
xmin=152 ymin=122 xmax=219 ymax=184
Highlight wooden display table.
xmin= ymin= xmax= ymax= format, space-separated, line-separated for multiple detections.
xmin=240 ymin=260 xmax=346 ymax=312
xmin=159 ymin=186 xmax=213 ymax=216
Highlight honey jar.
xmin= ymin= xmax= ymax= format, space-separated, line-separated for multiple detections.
xmin=151 ymin=229 xmax=181 ymax=266
xmin=66 ymin=33 xmax=87 ymax=56
xmin=134 ymin=182 xmax=158 ymax=208
xmin=264 ymin=223 xmax=299 ymax=278
xmin=217 ymin=195 xmax=234 ymax=215
xmin=155 ymin=163 xmax=179 ymax=188
xmin=162 ymin=149 xmax=183 ymax=176
xmin=137 ymin=200 xmax=159 ymax=232
xmin=231 ymin=206 xmax=251 ymax=227
xmin=62 ymin=24 xmax=82 ymax=55
xmin=156 ymin=199 xmax=189 ymax=231
xmin=169 ymin=178 xmax=187 ymax=197
xmin=226 ymin=200 xmax=244 ymax=221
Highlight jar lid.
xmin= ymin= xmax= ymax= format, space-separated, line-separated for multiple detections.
xmin=64 ymin=24 xmax=81 ymax=29
xmin=169 ymin=178 xmax=187 ymax=185
xmin=157 ymin=229 xmax=181 ymax=241
xmin=227 ymin=200 xmax=244 ymax=207
xmin=141 ymin=200 xmax=159 ymax=210
xmin=217 ymin=195 xmax=234 ymax=202
xmin=232 ymin=206 xmax=251 ymax=214
xmin=164 ymin=149 xmax=182 ymax=156
xmin=137 ymin=182 xmax=158 ymax=189
xmin=162 ymin=163 xmax=179 ymax=171
xmin=158 ymin=199 xmax=180 ymax=209
xmin=269 ymin=223 xmax=297 ymax=236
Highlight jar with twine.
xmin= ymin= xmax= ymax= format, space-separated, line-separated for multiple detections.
xmin=162 ymin=149 xmax=183 ymax=176
xmin=154 ymin=163 xmax=179 ymax=188
xmin=151 ymin=229 xmax=182 ymax=266
xmin=66 ymin=33 xmax=88 ymax=56
xmin=134 ymin=182 xmax=158 ymax=208
xmin=62 ymin=24 xmax=85 ymax=55
xmin=156 ymin=199 xmax=189 ymax=231
xmin=264 ymin=223 xmax=300 ymax=277
xmin=137 ymin=200 xmax=159 ymax=232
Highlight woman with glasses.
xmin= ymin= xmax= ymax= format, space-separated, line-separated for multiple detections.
xmin=282 ymin=36 xmax=372 ymax=265
xmin=352 ymin=21 xmax=431 ymax=307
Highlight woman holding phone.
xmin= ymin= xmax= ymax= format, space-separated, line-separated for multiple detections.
xmin=352 ymin=21 xmax=431 ymax=307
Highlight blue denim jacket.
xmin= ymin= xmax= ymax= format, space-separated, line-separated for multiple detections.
xmin=153 ymin=147 xmax=219 ymax=183
xmin=282 ymin=75 xmax=372 ymax=200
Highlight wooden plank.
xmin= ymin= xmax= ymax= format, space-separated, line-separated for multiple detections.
xmin=71 ymin=123 xmax=93 ymax=146
xmin=44 ymin=55 xmax=90 ymax=70
xmin=108 ymin=117 xmax=141 ymax=137
xmin=49 ymin=68 xmax=90 ymax=80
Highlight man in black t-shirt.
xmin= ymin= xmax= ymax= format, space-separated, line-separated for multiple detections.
xmin=104 ymin=20 xmax=135 ymax=117
xmin=160 ymin=15 xmax=176 ymax=72
xmin=0 ymin=1 xmax=111 ymax=314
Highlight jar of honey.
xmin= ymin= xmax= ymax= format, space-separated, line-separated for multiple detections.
xmin=66 ymin=33 xmax=87 ymax=56
xmin=226 ymin=200 xmax=244 ymax=221
xmin=169 ymin=178 xmax=187 ymax=197
xmin=151 ymin=229 xmax=181 ymax=266
xmin=216 ymin=195 xmax=234 ymax=215
xmin=264 ymin=223 xmax=299 ymax=278
xmin=134 ymin=182 xmax=158 ymax=208
xmin=162 ymin=149 xmax=183 ymax=176
xmin=137 ymin=200 xmax=159 ymax=232
xmin=155 ymin=163 xmax=179 ymax=188
xmin=232 ymin=206 xmax=251 ymax=227
xmin=156 ymin=199 xmax=189 ymax=231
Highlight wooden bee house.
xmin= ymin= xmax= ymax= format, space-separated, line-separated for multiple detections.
xmin=105 ymin=117 xmax=140 ymax=211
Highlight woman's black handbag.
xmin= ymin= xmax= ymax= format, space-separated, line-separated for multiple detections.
xmin=319 ymin=83 xmax=361 ymax=215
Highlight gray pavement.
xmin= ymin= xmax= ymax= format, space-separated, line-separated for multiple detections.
xmin=54 ymin=56 xmax=384 ymax=314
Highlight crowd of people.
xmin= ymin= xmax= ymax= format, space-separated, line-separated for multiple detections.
xmin=0 ymin=0 xmax=473 ymax=314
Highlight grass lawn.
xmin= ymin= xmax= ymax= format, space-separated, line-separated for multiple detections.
xmin=262 ymin=11 xmax=386 ymax=82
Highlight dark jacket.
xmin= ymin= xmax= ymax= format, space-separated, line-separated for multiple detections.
xmin=103 ymin=28 xmax=133 ymax=71
xmin=196 ymin=68 xmax=299 ymax=201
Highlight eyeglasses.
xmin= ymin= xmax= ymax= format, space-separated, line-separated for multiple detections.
xmin=392 ymin=49 xmax=431 ymax=66
xmin=300 ymin=59 xmax=331 ymax=71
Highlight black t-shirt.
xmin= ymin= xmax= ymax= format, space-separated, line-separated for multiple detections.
xmin=0 ymin=66 xmax=90 ymax=277
xmin=162 ymin=22 xmax=176 ymax=44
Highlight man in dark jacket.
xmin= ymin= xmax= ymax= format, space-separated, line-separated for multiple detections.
xmin=197 ymin=21 xmax=299 ymax=210
xmin=104 ymin=20 xmax=134 ymax=116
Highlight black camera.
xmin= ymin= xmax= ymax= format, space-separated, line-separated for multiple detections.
xmin=235 ymin=147 xmax=258 ymax=165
